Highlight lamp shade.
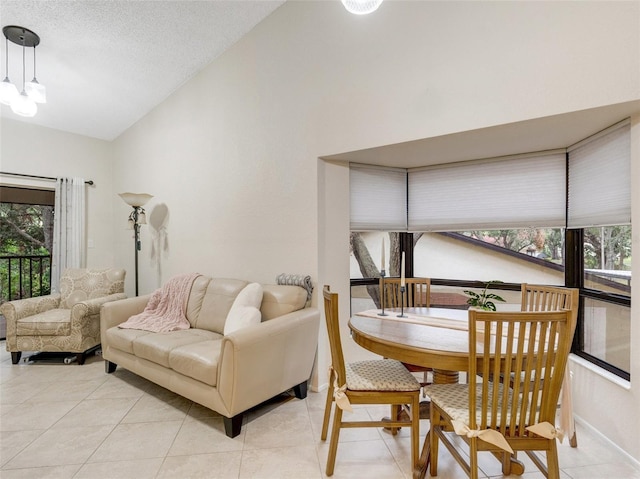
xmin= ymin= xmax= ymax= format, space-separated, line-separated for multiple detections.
xmin=26 ymin=79 xmax=46 ymax=103
xmin=0 ymin=77 xmax=19 ymax=105
xmin=10 ymin=91 xmax=37 ymax=117
xmin=341 ymin=0 xmax=383 ymax=15
xmin=119 ymin=192 xmax=153 ymax=207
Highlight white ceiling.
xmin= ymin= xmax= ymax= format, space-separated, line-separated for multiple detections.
xmin=2 ymin=1 xmax=638 ymax=167
xmin=0 ymin=0 xmax=285 ymax=141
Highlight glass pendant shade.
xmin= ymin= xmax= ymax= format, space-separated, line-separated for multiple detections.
xmin=26 ymin=78 xmax=46 ymax=103
xmin=341 ymin=0 xmax=383 ymax=15
xmin=10 ymin=90 xmax=37 ymax=117
xmin=0 ymin=77 xmax=19 ymax=105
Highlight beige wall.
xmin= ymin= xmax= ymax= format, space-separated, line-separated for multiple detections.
xmin=0 ymin=119 xmax=116 ymax=268
xmin=1 ymin=0 xmax=639 ymax=463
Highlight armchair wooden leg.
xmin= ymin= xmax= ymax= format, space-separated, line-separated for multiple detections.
xmin=11 ymin=352 xmax=21 ymax=364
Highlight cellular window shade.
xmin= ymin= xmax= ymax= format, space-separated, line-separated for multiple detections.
xmin=350 ymin=164 xmax=407 ymax=231
xmin=408 ymin=152 xmax=566 ymax=231
xmin=568 ymin=121 xmax=631 ymax=228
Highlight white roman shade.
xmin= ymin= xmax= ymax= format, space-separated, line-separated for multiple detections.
xmin=567 ymin=120 xmax=631 ymax=228
xmin=408 ymin=152 xmax=566 ymax=231
xmin=350 ymin=164 xmax=407 ymax=231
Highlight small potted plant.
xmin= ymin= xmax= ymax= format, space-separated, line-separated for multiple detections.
xmin=464 ymin=281 xmax=506 ymax=311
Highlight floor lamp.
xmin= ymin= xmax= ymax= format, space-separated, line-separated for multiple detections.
xmin=119 ymin=192 xmax=153 ymax=296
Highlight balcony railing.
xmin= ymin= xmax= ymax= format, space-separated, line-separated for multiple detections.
xmin=0 ymin=254 xmax=52 ymax=303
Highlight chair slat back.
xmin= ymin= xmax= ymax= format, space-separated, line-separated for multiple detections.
xmin=521 ymin=284 xmax=579 ymax=335
xmin=323 ymin=285 xmax=347 ymax=386
xmin=468 ymin=310 xmax=573 ymax=438
xmin=380 ymin=277 xmax=431 ymax=308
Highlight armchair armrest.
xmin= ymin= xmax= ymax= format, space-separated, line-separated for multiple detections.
xmin=70 ymin=293 xmax=128 ymax=323
xmin=0 ymin=293 xmax=62 ymax=324
xmin=217 ymin=307 xmax=320 ymax=416
xmin=100 ymin=294 xmax=151 ymax=337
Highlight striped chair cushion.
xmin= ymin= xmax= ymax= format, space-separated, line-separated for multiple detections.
xmin=425 ymin=382 xmax=516 ymax=426
xmin=346 ymin=359 xmax=421 ymax=391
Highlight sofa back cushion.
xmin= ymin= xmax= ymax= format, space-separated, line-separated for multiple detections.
xmin=188 ymin=278 xmax=248 ymax=333
xmin=184 ymin=277 xmax=309 ymax=333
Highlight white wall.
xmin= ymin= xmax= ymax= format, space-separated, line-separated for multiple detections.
xmin=0 ymin=118 xmax=116 ymax=269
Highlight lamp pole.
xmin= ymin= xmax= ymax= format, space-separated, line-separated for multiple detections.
xmin=119 ymin=193 xmax=152 ymax=297
xmin=133 ymin=206 xmax=142 ymax=296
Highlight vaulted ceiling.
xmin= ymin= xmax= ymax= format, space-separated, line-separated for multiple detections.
xmin=0 ymin=1 xmax=284 ymax=141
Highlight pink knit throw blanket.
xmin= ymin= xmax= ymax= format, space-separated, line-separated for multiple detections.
xmin=119 ymin=273 xmax=201 ymax=332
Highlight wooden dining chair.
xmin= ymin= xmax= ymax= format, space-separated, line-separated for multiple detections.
xmin=521 ymin=284 xmax=579 ymax=447
xmin=320 ymin=285 xmax=421 ymax=476
xmin=425 ymin=309 xmax=575 ymax=479
xmin=380 ymin=277 xmax=433 ymax=386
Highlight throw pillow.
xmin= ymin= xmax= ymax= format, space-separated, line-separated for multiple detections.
xmin=223 ymin=282 xmax=264 ymax=335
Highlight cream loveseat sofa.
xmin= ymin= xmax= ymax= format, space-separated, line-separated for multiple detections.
xmin=100 ymin=276 xmax=320 ymax=438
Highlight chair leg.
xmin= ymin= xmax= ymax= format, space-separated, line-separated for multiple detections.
xmin=429 ymin=407 xmax=439 ymax=477
xmin=547 ymin=440 xmax=561 ymax=479
xmin=326 ymin=405 xmax=343 ymax=476
xmin=410 ymin=394 xmax=420 ymax=469
xmin=469 ymin=437 xmax=478 ymax=479
xmin=11 ymin=352 xmax=22 ymax=364
xmin=390 ymin=404 xmax=401 ymax=435
xmin=321 ymin=374 xmax=335 ymax=441
xmin=105 ymin=360 xmax=117 ymax=373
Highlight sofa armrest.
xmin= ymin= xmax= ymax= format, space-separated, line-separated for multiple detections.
xmin=100 ymin=294 xmax=151 ymax=337
xmin=217 ymin=307 xmax=320 ymax=416
xmin=0 ymin=293 xmax=62 ymax=324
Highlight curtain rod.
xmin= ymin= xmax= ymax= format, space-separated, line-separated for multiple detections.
xmin=0 ymin=171 xmax=94 ymax=186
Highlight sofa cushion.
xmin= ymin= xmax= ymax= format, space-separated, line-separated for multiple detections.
xmin=224 ymin=283 xmax=263 ymax=335
xmin=132 ymin=329 xmax=220 ymax=367
xmin=105 ymin=327 xmax=152 ymax=354
xmin=191 ymin=278 xmax=248 ymax=334
xmin=16 ymin=309 xmax=71 ymax=336
xmin=169 ymin=339 xmax=223 ymax=387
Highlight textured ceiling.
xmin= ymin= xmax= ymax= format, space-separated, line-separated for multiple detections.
xmin=0 ymin=0 xmax=285 ymax=140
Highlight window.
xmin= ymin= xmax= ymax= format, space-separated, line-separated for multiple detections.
xmin=0 ymin=186 xmax=54 ymax=303
xmin=349 ymin=119 xmax=632 ymax=379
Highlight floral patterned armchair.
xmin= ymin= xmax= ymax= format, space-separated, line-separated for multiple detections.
xmin=1 ymin=268 xmax=126 ymax=364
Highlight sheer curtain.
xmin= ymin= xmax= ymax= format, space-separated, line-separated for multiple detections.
xmin=51 ymin=177 xmax=86 ymax=292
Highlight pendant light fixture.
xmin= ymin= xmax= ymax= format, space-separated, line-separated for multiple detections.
xmin=1 ymin=25 xmax=45 ymax=117
xmin=341 ymin=0 xmax=384 ymax=15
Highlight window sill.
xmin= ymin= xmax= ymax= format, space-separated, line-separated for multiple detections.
xmin=569 ymin=354 xmax=631 ymax=391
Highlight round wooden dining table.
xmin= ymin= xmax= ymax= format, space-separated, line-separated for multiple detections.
xmin=349 ymin=307 xmax=472 ymax=383
xmin=348 ymin=307 xmax=525 ymax=479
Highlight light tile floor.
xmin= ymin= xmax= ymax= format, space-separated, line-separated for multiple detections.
xmin=1 ymin=343 xmax=639 ymax=479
